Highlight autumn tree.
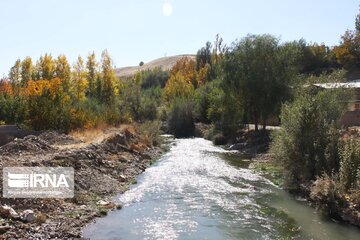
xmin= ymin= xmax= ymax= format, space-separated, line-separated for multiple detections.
xmin=72 ymin=56 xmax=88 ymax=102
xmin=55 ymin=55 xmax=71 ymax=93
xmin=21 ymin=57 xmax=33 ymax=86
xmin=334 ymin=30 xmax=360 ymax=69
xmin=333 ymin=9 xmax=360 ymax=69
xmin=100 ymin=50 xmax=118 ymax=103
xmin=170 ymin=57 xmax=197 ymax=86
xmin=164 ymin=72 xmax=194 ymax=101
xmin=37 ymin=54 xmax=55 ymax=80
xmin=86 ymin=52 xmax=98 ymax=98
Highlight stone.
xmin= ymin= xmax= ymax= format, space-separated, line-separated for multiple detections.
xmin=20 ymin=210 xmax=35 ymax=222
xmin=0 ymin=205 xmax=19 ymax=219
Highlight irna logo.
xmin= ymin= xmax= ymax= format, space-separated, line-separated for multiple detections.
xmin=3 ymin=167 xmax=74 ymax=198
xmin=7 ymin=172 xmax=69 ymax=188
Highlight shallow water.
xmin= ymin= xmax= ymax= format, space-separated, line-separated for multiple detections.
xmin=83 ymin=138 xmax=360 ymax=240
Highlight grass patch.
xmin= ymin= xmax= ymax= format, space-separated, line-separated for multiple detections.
xmin=130 ymin=177 xmax=138 ymax=185
xmin=251 ymin=161 xmax=284 ymax=187
xmin=98 ymin=207 xmax=108 ymax=216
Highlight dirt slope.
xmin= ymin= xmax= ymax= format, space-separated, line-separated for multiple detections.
xmin=115 ymin=54 xmax=196 ymax=77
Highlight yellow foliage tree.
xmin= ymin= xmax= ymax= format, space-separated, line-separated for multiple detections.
xmin=72 ymin=56 xmax=88 ymax=101
xmin=170 ymin=57 xmax=197 ymax=85
xmin=164 ymin=72 xmax=194 ymax=101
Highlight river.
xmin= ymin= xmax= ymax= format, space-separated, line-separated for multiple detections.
xmin=83 ymin=138 xmax=360 ymax=240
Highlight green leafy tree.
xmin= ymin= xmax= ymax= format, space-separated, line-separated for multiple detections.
xmin=222 ymin=34 xmax=297 ymax=131
xmin=9 ymin=59 xmax=21 ymax=83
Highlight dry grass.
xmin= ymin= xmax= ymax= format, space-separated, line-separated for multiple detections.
xmin=115 ymin=54 xmax=195 ymax=77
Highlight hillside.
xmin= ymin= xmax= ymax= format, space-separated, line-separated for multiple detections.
xmin=115 ymin=54 xmax=195 ymax=78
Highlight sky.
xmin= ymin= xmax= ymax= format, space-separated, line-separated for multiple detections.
xmin=0 ymin=0 xmax=359 ymax=76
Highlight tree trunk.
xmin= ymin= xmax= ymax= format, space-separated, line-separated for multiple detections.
xmin=254 ymin=110 xmax=259 ymax=131
xmin=262 ymin=118 xmax=266 ymax=131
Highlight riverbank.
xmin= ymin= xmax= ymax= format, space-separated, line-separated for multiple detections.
xmin=208 ymin=126 xmax=360 ymax=228
xmin=0 ymin=125 xmax=165 ymax=239
xmin=248 ymin=138 xmax=360 ymax=228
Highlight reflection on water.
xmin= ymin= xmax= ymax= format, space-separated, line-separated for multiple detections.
xmin=83 ymin=138 xmax=360 ymax=240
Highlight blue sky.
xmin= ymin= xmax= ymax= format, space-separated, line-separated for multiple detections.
xmin=0 ymin=0 xmax=358 ymax=76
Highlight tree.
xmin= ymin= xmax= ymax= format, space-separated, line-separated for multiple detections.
xmin=21 ymin=57 xmax=33 ymax=86
xmin=55 ymin=55 xmax=71 ymax=93
xmin=72 ymin=56 xmax=88 ymax=101
xmin=9 ymin=59 xmax=22 ymax=84
xmin=170 ymin=57 xmax=197 ymax=85
xmin=101 ymin=50 xmax=118 ymax=103
xmin=37 ymin=54 xmax=55 ymax=80
xmin=196 ymin=41 xmax=212 ymax=71
xmin=164 ymin=72 xmax=194 ymax=101
xmin=86 ymin=52 xmax=98 ymax=98
xmin=334 ymin=30 xmax=360 ymax=69
xmin=333 ymin=9 xmax=360 ymax=69
xmin=222 ymin=34 xmax=296 ymax=131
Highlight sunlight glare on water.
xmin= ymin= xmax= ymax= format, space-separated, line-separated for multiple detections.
xmin=83 ymin=138 xmax=360 ymax=240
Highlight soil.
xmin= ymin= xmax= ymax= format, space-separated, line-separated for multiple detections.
xmin=0 ymin=127 xmax=164 ymax=239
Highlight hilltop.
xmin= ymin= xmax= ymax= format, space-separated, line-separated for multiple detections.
xmin=115 ymin=54 xmax=195 ymax=77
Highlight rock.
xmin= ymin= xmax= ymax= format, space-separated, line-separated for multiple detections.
xmin=79 ymin=205 xmax=87 ymax=210
xmin=0 ymin=225 xmax=12 ymax=234
xmin=0 ymin=205 xmax=19 ymax=219
xmin=119 ymin=174 xmax=127 ymax=181
xmin=38 ymin=131 xmax=82 ymax=145
xmin=97 ymin=200 xmax=109 ymax=206
xmin=228 ymin=142 xmax=247 ymax=151
xmin=106 ymin=134 xmax=128 ymax=146
xmin=0 ymin=135 xmax=53 ymax=155
xmin=97 ymin=200 xmax=116 ymax=209
xmin=20 ymin=210 xmax=35 ymax=222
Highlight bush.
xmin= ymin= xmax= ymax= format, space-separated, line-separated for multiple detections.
xmin=139 ymin=96 xmax=158 ymax=121
xmin=339 ymin=137 xmax=360 ymax=192
xmin=270 ymin=80 xmax=349 ymax=190
xmin=138 ymin=120 xmax=162 ymax=146
xmin=213 ymin=133 xmax=227 ymax=145
xmin=310 ymin=173 xmax=339 ymax=204
xmin=167 ymin=99 xmax=195 ymax=137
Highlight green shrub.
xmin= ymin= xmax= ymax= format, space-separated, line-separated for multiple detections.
xmin=213 ymin=133 xmax=227 ymax=145
xmin=138 ymin=120 xmax=162 ymax=146
xmin=167 ymin=99 xmax=195 ymax=138
xmin=270 ymin=78 xmax=349 ymax=190
xmin=339 ymin=138 xmax=360 ymax=192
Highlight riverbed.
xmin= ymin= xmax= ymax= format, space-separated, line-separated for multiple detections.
xmin=83 ymin=138 xmax=360 ymax=240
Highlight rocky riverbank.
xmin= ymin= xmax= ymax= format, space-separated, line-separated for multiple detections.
xmin=0 ymin=126 xmax=165 ymax=239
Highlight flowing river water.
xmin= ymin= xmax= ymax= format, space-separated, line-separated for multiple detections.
xmin=83 ymin=138 xmax=360 ymax=240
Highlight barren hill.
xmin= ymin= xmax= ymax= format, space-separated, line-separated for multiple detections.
xmin=115 ymin=54 xmax=195 ymax=78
